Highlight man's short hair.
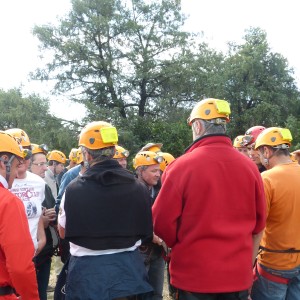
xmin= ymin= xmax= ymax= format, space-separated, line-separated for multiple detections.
xmin=83 ymin=146 xmax=115 ymax=163
xmin=196 ymin=119 xmax=226 ymax=135
xmin=135 ymin=165 xmax=148 ymax=177
xmin=258 ymin=145 xmax=290 ymax=157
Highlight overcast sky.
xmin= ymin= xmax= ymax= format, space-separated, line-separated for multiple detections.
xmin=0 ymin=0 xmax=299 ymax=120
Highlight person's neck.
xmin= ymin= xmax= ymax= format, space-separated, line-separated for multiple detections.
xmin=17 ymin=171 xmax=27 ymax=179
xmin=269 ymin=155 xmax=292 ymax=169
xmin=138 ymin=177 xmax=152 ymax=190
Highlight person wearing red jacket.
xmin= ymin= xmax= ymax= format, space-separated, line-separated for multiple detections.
xmin=0 ymin=131 xmax=39 ymax=300
xmin=152 ymin=99 xmax=266 ymax=300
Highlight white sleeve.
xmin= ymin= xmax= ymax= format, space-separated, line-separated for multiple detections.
xmin=58 ymin=193 xmax=66 ymax=228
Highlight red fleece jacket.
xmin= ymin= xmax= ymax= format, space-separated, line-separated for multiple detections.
xmin=153 ymin=135 xmax=266 ymax=293
xmin=0 ymin=184 xmax=39 ymax=300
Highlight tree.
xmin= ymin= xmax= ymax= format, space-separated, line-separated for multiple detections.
xmin=154 ymin=42 xmax=226 ymax=116
xmin=32 ymin=0 xmax=189 ymax=119
xmin=220 ymin=27 xmax=300 ymax=138
xmin=285 ymin=115 xmax=300 ymax=150
xmin=0 ymin=89 xmax=79 ymax=154
xmin=32 ymin=6 xmax=300 ymax=154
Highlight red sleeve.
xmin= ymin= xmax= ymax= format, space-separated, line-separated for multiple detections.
xmin=152 ymin=170 xmax=182 ymax=247
xmin=0 ymin=192 xmax=39 ymax=300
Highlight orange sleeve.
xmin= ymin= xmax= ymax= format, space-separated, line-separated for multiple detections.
xmin=0 ymin=191 xmax=39 ymax=300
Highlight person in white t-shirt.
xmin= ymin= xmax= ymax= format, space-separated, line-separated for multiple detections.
xmin=11 ymin=171 xmax=46 ymax=253
xmin=6 ymin=128 xmax=46 ymax=255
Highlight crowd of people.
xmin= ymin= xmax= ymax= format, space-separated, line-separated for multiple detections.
xmin=0 ymin=98 xmax=300 ymax=300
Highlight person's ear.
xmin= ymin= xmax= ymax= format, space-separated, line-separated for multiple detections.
xmin=263 ymin=146 xmax=271 ymax=158
xmin=0 ymin=155 xmax=9 ymax=167
xmin=192 ymin=120 xmax=202 ymax=135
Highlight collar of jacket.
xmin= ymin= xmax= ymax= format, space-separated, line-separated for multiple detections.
xmin=82 ymin=159 xmax=135 ymax=186
xmin=184 ymin=134 xmax=231 ymax=153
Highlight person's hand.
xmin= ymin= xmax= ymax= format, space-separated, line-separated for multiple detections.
xmin=292 ymin=149 xmax=300 ymax=164
xmin=152 ymin=234 xmax=163 ymax=245
xmin=44 ymin=207 xmax=56 ymax=221
xmin=42 ymin=208 xmax=57 ymax=227
xmin=35 ymin=238 xmax=46 ymax=256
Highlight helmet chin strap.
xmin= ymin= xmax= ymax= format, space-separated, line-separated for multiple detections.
xmin=84 ymin=160 xmax=90 ymax=169
xmin=262 ymin=152 xmax=274 ymax=169
xmin=53 ymin=163 xmax=58 ymax=176
xmin=263 ymin=157 xmax=269 ymax=167
xmin=0 ymin=155 xmax=15 ymax=183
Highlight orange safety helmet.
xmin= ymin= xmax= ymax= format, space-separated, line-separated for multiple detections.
xmin=76 ymin=148 xmax=84 ymax=164
xmin=233 ymin=135 xmax=245 ymax=148
xmin=69 ymin=148 xmax=79 ymax=163
xmin=5 ymin=128 xmax=31 ymax=147
xmin=113 ymin=145 xmax=129 ymax=159
xmin=242 ymin=126 xmax=266 ymax=146
xmin=141 ymin=143 xmax=163 ymax=153
xmin=0 ymin=131 xmax=26 ymax=158
xmin=159 ymin=152 xmax=175 ymax=172
xmin=188 ymin=98 xmax=231 ymax=125
xmin=254 ymin=127 xmax=293 ymax=150
xmin=78 ymin=121 xmax=118 ymax=150
xmin=31 ymin=143 xmax=48 ymax=155
xmin=133 ymin=151 xmax=163 ymax=169
xmin=47 ymin=150 xmax=67 ymax=164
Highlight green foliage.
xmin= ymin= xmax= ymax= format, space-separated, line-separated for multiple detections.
xmin=28 ymin=4 xmax=300 ymax=153
xmin=285 ymin=115 xmax=300 ymax=150
xmin=216 ymin=28 xmax=300 ymax=141
xmin=106 ymin=108 xmax=191 ymax=171
xmin=0 ymin=89 xmax=79 ymax=155
xmin=117 ymin=118 xmax=186 ymax=154
xmin=32 ymin=0 xmax=189 ymax=118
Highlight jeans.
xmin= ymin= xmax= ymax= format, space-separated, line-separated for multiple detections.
xmin=54 ymin=257 xmax=69 ymax=300
xmin=178 ymin=290 xmax=248 ymax=300
xmin=35 ymin=255 xmax=52 ymax=300
xmin=251 ymin=263 xmax=300 ymax=300
xmin=139 ymin=251 xmax=165 ymax=300
xmin=65 ymin=250 xmax=152 ymax=300
xmin=167 ymin=261 xmax=177 ymax=299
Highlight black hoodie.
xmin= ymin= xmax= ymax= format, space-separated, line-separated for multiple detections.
xmin=65 ymin=159 xmax=153 ymax=250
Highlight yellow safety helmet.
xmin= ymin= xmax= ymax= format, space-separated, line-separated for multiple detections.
xmin=141 ymin=143 xmax=163 ymax=153
xmin=133 ymin=151 xmax=163 ymax=169
xmin=187 ymin=98 xmax=231 ymax=125
xmin=78 ymin=121 xmax=118 ymax=150
xmin=254 ymin=127 xmax=293 ymax=150
xmin=5 ymin=128 xmax=31 ymax=147
xmin=76 ymin=148 xmax=84 ymax=164
xmin=159 ymin=152 xmax=175 ymax=172
xmin=0 ymin=131 xmax=26 ymax=158
xmin=113 ymin=145 xmax=129 ymax=159
xmin=233 ymin=135 xmax=245 ymax=148
xmin=31 ymin=143 xmax=48 ymax=155
xmin=47 ymin=150 xmax=67 ymax=164
xmin=69 ymin=148 xmax=79 ymax=163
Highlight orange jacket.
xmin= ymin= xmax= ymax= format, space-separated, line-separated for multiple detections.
xmin=0 ymin=184 xmax=39 ymax=300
